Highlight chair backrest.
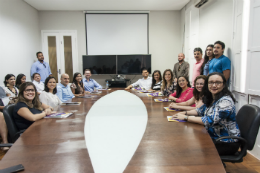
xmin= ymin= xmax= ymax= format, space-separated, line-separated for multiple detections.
xmin=3 ymin=104 xmax=19 ymax=143
xmin=236 ymin=104 xmax=260 ymax=150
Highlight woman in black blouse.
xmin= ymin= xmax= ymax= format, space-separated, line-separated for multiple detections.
xmin=15 ymin=74 xmax=26 ymax=89
xmin=13 ymin=82 xmax=53 ymax=131
xmin=71 ymin=73 xmax=85 ymax=96
xmin=150 ymin=70 xmax=162 ymax=91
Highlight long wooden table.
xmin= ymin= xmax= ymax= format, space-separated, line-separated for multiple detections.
xmin=0 ymin=89 xmax=225 ymax=172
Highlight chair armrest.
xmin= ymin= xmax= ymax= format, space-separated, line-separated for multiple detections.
xmin=0 ymin=143 xmax=13 ymax=147
xmin=215 ymin=136 xmax=248 ymax=162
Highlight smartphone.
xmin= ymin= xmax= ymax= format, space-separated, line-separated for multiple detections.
xmin=0 ymin=164 xmax=24 ymax=173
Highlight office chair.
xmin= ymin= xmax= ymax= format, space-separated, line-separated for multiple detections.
xmin=215 ymin=104 xmax=260 ymax=163
xmin=2 ymin=104 xmax=25 ymax=143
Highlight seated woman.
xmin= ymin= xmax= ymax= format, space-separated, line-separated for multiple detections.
xmin=149 ymin=70 xmax=162 ymax=92
xmin=172 ymin=72 xmax=240 ymax=156
xmin=0 ymin=112 xmax=9 ymax=151
xmin=15 ymin=74 xmax=26 ymax=89
xmin=161 ymin=69 xmax=175 ymax=96
xmin=39 ymin=77 xmax=62 ymax=108
xmin=32 ymin=73 xmax=44 ymax=95
xmin=71 ymin=73 xmax=85 ymax=96
xmin=169 ymin=76 xmax=195 ymax=106
xmin=13 ymin=82 xmax=53 ymax=131
xmin=169 ymin=75 xmax=206 ymax=110
xmin=3 ymin=74 xmax=19 ymax=97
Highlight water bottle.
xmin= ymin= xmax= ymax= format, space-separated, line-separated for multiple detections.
xmin=106 ymin=81 xmax=109 ymax=89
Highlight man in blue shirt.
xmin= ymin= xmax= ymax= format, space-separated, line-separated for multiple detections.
xmin=209 ymin=41 xmax=231 ymax=80
xmin=30 ymin=52 xmax=52 ymax=82
xmin=83 ymin=69 xmax=102 ymax=92
xmin=56 ymin=73 xmax=75 ymax=102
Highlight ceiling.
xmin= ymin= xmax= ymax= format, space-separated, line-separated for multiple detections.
xmin=24 ymin=0 xmax=190 ymax=11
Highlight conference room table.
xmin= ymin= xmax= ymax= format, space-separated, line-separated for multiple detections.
xmin=0 ymin=88 xmax=225 ymax=173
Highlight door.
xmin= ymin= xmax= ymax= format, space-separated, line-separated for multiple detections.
xmin=42 ymin=31 xmax=78 ymax=82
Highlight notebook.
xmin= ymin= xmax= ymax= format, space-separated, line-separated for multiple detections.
xmin=98 ymin=89 xmax=111 ymax=91
xmin=138 ymin=90 xmax=153 ymax=93
xmin=45 ymin=112 xmax=73 ymax=118
xmin=154 ymin=99 xmax=172 ymax=102
xmin=164 ymin=107 xmax=180 ymax=111
xmin=132 ymin=87 xmax=145 ymax=91
xmin=167 ymin=116 xmax=186 ymax=122
xmin=147 ymin=92 xmax=163 ymax=97
xmin=61 ymin=102 xmax=81 ymax=105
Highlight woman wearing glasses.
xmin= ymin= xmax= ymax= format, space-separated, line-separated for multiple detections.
xmin=172 ymin=72 xmax=240 ymax=155
xmin=13 ymin=82 xmax=53 ymax=131
xmin=169 ymin=75 xmax=206 ymax=110
xmin=168 ymin=76 xmax=194 ymax=105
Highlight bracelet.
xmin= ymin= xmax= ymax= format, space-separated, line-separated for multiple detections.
xmin=184 ymin=116 xmax=188 ymax=121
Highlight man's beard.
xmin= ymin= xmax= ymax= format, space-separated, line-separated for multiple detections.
xmin=178 ymin=59 xmax=184 ymax=63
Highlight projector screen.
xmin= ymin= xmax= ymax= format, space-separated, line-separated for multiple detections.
xmin=86 ymin=13 xmax=148 ymax=55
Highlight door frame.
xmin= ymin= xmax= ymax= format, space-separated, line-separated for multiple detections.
xmin=41 ymin=30 xmax=79 ymax=82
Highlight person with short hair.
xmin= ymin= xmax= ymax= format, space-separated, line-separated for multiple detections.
xmin=169 ymin=76 xmax=194 ymax=105
xmin=56 ymin=74 xmax=75 ymax=102
xmin=192 ymin=48 xmax=204 ymax=86
xmin=32 ymin=73 xmax=44 ymax=94
xmin=172 ymin=72 xmax=240 ymax=156
xmin=172 ymin=53 xmax=189 ymax=83
xmin=125 ymin=68 xmax=152 ymax=90
xmin=13 ymin=82 xmax=53 ymax=131
xmin=169 ymin=75 xmax=206 ymax=111
xmin=39 ymin=77 xmax=62 ymax=108
xmin=3 ymin=74 xmax=19 ymax=97
xmin=83 ymin=69 xmax=102 ymax=92
xmin=209 ymin=41 xmax=231 ymax=81
xmin=161 ymin=69 xmax=175 ymax=96
xmin=30 ymin=51 xmax=52 ymax=82
xmin=15 ymin=74 xmax=26 ymax=89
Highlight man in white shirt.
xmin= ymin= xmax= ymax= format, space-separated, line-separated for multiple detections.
xmin=32 ymin=73 xmax=44 ymax=94
xmin=125 ymin=68 xmax=152 ymax=90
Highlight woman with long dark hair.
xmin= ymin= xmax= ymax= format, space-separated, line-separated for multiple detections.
xmin=71 ymin=73 xmax=85 ymax=96
xmin=3 ymin=74 xmax=19 ymax=97
xmin=200 ymin=44 xmax=214 ymax=75
xmin=149 ymin=70 xmax=162 ymax=91
xmin=39 ymin=77 xmax=62 ymax=108
xmin=169 ymin=75 xmax=206 ymax=110
xmin=161 ymin=69 xmax=174 ymax=96
xmin=15 ymin=74 xmax=26 ymax=89
xmin=172 ymin=72 xmax=240 ymax=156
xmin=168 ymin=76 xmax=194 ymax=106
xmin=13 ymin=82 xmax=54 ymax=131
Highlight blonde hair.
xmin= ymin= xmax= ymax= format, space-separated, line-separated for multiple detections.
xmin=16 ymin=82 xmax=43 ymax=111
xmin=161 ymin=69 xmax=174 ymax=91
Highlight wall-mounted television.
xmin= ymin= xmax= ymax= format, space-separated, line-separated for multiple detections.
xmin=82 ymin=54 xmax=151 ymax=75
xmin=117 ymin=55 xmax=151 ymax=75
xmin=82 ymin=55 xmax=117 ymax=74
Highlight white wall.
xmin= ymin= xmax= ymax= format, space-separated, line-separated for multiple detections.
xmin=0 ymin=0 xmax=40 ymax=84
xmin=39 ymin=11 xmax=181 ymax=86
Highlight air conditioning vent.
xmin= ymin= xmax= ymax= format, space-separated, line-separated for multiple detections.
xmin=194 ymin=0 xmax=209 ymax=8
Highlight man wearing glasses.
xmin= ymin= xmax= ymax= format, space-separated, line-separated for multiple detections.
xmin=172 ymin=53 xmax=190 ymax=83
xmin=30 ymin=52 xmax=52 ymax=82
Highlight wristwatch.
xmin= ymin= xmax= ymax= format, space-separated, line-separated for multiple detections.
xmin=184 ymin=116 xmax=188 ymax=121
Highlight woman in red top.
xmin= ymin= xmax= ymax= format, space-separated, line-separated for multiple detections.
xmin=168 ymin=76 xmax=195 ymax=107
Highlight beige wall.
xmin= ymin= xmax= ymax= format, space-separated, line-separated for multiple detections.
xmin=39 ymin=11 xmax=182 ymax=86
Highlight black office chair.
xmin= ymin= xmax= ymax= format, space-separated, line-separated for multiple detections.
xmin=215 ymin=104 xmax=260 ymax=163
xmin=2 ymin=104 xmax=25 ymax=143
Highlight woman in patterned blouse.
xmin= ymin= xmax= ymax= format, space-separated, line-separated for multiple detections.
xmin=172 ymin=72 xmax=240 ymax=156
xmin=161 ymin=69 xmax=175 ymax=96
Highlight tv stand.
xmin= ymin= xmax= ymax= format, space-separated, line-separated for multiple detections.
xmin=105 ymin=79 xmax=130 ymax=88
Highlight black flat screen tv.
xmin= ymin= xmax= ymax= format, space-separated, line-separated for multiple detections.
xmin=117 ymin=54 xmax=151 ymax=75
xmin=82 ymin=55 xmax=117 ymax=74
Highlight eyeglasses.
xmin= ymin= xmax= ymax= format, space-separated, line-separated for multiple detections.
xmin=43 ymin=64 xmax=46 ymax=68
xmin=208 ymin=81 xmax=223 ymax=86
xmin=24 ymin=89 xmax=35 ymax=93
xmin=178 ymin=64 xmax=182 ymax=72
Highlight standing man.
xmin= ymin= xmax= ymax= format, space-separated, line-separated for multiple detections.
xmin=192 ymin=48 xmax=204 ymax=86
xmin=56 ymin=73 xmax=75 ymax=102
xmin=83 ymin=69 xmax=102 ymax=92
xmin=125 ymin=68 xmax=152 ymax=90
xmin=30 ymin=52 xmax=52 ymax=82
xmin=209 ymin=41 xmax=231 ymax=81
xmin=173 ymin=53 xmax=190 ymax=83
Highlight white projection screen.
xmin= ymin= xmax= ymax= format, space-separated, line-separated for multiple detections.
xmin=86 ymin=13 xmax=148 ymax=55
